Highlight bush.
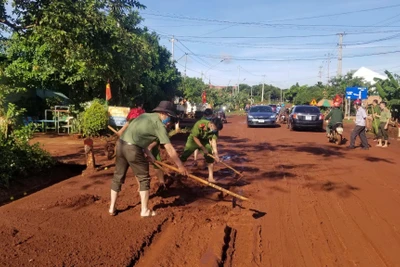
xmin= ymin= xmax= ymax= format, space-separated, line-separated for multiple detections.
xmin=0 ymin=139 xmax=55 ymax=188
xmin=82 ymin=99 xmax=108 ymax=137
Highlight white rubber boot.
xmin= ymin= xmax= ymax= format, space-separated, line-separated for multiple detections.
xmin=109 ymin=190 xmax=118 ymax=216
xmin=139 ymin=190 xmax=156 ymax=217
xmin=207 ymin=163 xmax=216 ymax=183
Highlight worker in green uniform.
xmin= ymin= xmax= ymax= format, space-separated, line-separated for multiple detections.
xmin=375 ymin=101 xmax=391 ymax=148
xmin=193 ymin=108 xmax=214 ymax=165
xmin=325 ymin=101 xmax=344 ymax=136
xmin=147 ymin=119 xmax=180 ymax=192
xmin=370 ymin=99 xmax=381 ymax=141
xmin=109 ymin=101 xmax=188 ymax=217
xmin=180 ymin=117 xmax=223 ymax=183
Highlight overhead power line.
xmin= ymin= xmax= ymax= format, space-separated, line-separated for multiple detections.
xmin=187 ymin=50 xmax=400 ymax=62
xmin=142 ymin=12 xmax=400 ymax=29
xmin=157 ymin=30 xmax=400 ymax=39
xmin=263 ymin=3 xmax=400 ymax=22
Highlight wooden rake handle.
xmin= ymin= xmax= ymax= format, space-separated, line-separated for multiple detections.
xmin=108 ymin=125 xmax=119 ymax=135
xmin=155 ymin=161 xmax=248 ymax=201
xmin=207 ymin=154 xmax=244 ymax=177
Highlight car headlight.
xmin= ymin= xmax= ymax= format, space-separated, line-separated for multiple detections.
xmin=248 ymin=115 xmax=254 ymax=119
xmin=270 ymin=115 xmax=276 ymax=118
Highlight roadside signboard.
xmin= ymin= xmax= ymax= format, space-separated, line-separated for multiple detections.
xmin=108 ymin=106 xmax=130 ymax=127
xmin=345 ymin=87 xmax=368 ymax=100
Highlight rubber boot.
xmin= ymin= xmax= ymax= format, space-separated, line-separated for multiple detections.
xmin=376 ymin=139 xmax=382 ymax=147
xmin=139 ymin=190 xmax=156 ymax=217
xmin=109 ymin=189 xmax=118 ymax=215
xmin=382 ymin=140 xmax=388 ymax=148
xmin=207 ymin=163 xmax=216 ymax=183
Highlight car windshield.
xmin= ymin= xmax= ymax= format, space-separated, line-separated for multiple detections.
xmin=294 ymin=107 xmax=320 ymax=113
xmin=250 ymin=106 xmax=273 ymax=113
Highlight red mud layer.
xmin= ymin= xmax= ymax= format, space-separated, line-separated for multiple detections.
xmin=1 ymin=117 xmax=400 ymax=266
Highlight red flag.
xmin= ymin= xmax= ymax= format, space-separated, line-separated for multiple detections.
xmin=106 ymin=80 xmax=112 ymax=101
xmin=201 ymin=91 xmax=207 ymax=104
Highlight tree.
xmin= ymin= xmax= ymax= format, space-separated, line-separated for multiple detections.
xmin=0 ymin=0 xmax=179 ymax=109
xmin=374 ymin=70 xmax=400 ymax=105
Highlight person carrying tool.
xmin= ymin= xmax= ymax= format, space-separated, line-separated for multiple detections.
xmin=193 ymin=108 xmax=214 ymax=165
xmin=325 ymin=101 xmax=344 ymax=137
xmin=147 ymin=117 xmax=180 ymax=192
xmin=109 ymin=101 xmax=188 ymax=217
xmin=180 ymin=117 xmax=223 ymax=183
xmin=369 ymin=99 xmax=381 ymax=141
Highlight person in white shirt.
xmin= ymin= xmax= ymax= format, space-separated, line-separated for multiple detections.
xmin=348 ymin=99 xmax=369 ymax=150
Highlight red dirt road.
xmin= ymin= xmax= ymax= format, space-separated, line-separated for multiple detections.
xmin=1 ymin=115 xmax=400 ymax=267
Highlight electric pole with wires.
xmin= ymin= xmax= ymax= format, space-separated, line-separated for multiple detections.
xmin=337 ymin=32 xmax=345 ymax=78
xmin=170 ymin=35 xmax=175 ymax=61
xmin=325 ymin=53 xmax=333 ymax=84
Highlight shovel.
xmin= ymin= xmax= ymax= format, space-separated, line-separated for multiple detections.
xmin=155 ymin=160 xmax=249 ymax=201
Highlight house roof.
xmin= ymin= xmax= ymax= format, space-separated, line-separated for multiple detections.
xmin=353 ymin=67 xmax=387 ymax=85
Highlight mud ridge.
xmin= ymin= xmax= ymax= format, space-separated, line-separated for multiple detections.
xmin=220 ymin=225 xmax=237 ymax=267
xmin=127 ymin=217 xmax=169 ymax=267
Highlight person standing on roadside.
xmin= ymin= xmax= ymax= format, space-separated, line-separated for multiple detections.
xmin=109 ymin=101 xmax=188 ymax=217
xmin=375 ymin=102 xmax=391 ymax=148
xmin=370 ymin=99 xmax=381 ymax=141
xmin=348 ymin=99 xmax=369 ymax=150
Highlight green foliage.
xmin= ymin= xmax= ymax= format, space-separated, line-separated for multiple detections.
xmin=179 ymin=77 xmax=207 ymax=103
xmin=0 ymin=0 xmax=179 ymax=109
xmin=0 ymin=140 xmax=54 ymax=188
xmin=0 ymin=100 xmax=54 ymax=188
xmin=374 ymin=70 xmax=400 ymax=103
xmin=82 ymin=99 xmax=108 ymax=137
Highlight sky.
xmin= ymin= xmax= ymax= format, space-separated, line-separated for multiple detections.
xmin=139 ymin=0 xmax=400 ymax=88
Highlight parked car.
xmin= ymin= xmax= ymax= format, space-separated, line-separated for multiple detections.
xmin=215 ymin=109 xmax=227 ymax=123
xmin=247 ymin=105 xmax=277 ymax=127
xmin=287 ymin=105 xmax=324 ymax=131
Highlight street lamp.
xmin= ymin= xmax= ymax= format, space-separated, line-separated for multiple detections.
xmin=237 ymin=78 xmax=246 ymax=94
xmin=203 ymin=59 xmax=225 ymax=83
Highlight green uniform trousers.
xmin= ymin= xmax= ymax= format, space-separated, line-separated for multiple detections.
xmin=111 ymin=139 xmax=150 ymax=192
xmin=180 ymin=138 xmax=214 ymax=163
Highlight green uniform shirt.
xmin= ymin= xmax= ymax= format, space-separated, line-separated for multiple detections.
xmin=121 ymin=113 xmax=170 ymax=148
xmin=189 ymin=119 xmax=218 ymax=142
xmin=325 ymin=108 xmax=344 ymax=124
xmin=380 ymin=110 xmax=391 ymax=123
xmin=373 ymin=105 xmax=381 ymax=116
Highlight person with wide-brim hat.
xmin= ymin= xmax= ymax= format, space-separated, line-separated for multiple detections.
xmin=109 ymin=101 xmax=188 ymax=217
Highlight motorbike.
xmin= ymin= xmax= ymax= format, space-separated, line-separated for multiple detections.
xmin=278 ymin=113 xmax=287 ymax=124
xmin=327 ymin=122 xmax=344 ymax=145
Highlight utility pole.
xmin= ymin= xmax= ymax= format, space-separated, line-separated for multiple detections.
xmin=237 ymin=65 xmax=241 ymax=94
xmin=318 ymin=65 xmax=323 ymax=82
xmin=261 ymin=75 xmax=266 ymax=102
xmin=337 ymin=33 xmax=345 ymax=78
xmin=325 ymin=53 xmax=333 ymax=84
xmin=170 ymin=35 xmax=175 ymax=61
xmin=184 ymin=53 xmax=187 ymax=77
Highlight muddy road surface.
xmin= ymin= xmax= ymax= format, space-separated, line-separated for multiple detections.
xmin=1 ymin=116 xmax=400 ymax=267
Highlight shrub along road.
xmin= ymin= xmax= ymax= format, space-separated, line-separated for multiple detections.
xmin=1 ymin=116 xmax=400 ymax=266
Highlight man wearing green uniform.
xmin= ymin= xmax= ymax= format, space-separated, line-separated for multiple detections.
xmin=109 ymin=101 xmax=188 ymax=217
xmin=325 ymin=102 xmax=344 ymax=136
xmin=180 ymin=117 xmax=223 ymax=183
xmin=370 ymin=100 xmax=381 ymax=140
xmin=193 ymin=108 xmax=214 ymax=164
xmin=375 ymin=102 xmax=391 ymax=148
